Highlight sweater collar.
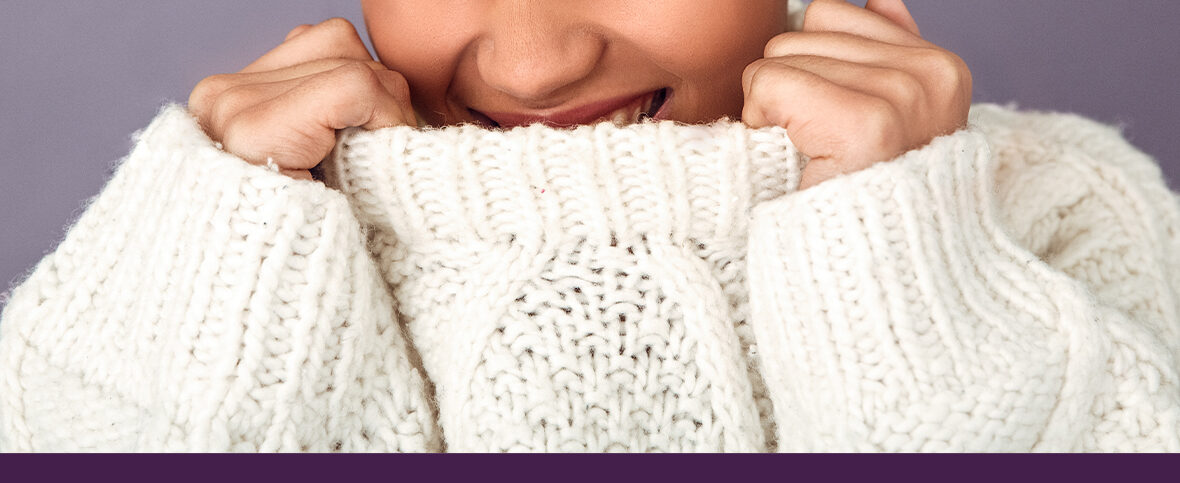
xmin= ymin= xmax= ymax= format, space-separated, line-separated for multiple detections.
xmin=325 ymin=120 xmax=803 ymax=251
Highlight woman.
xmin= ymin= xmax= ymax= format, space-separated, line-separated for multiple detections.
xmin=2 ymin=0 xmax=1177 ymax=452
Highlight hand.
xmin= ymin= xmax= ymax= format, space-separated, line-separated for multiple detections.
xmin=187 ymin=18 xmax=416 ymax=180
xmin=742 ymin=0 xmax=972 ymax=190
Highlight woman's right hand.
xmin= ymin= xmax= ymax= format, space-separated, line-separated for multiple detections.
xmin=188 ymin=18 xmax=415 ymax=180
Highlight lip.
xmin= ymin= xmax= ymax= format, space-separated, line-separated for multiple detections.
xmin=474 ymin=89 xmax=666 ymax=129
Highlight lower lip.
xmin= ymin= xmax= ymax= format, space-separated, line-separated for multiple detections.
xmin=472 ymin=88 xmax=672 ymax=128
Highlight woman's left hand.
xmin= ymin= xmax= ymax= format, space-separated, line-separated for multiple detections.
xmin=742 ymin=0 xmax=973 ymax=190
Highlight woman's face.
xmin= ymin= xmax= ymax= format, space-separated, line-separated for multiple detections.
xmin=361 ymin=0 xmax=790 ymax=128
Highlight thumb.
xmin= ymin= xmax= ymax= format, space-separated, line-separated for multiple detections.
xmin=865 ymin=0 xmax=922 ymax=37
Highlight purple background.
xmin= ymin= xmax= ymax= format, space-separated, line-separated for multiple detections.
xmin=2 ymin=1 xmax=1179 ymax=299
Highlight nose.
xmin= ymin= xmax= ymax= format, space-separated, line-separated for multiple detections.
xmin=476 ymin=3 xmax=605 ymax=103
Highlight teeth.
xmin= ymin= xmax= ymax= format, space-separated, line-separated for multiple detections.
xmin=611 ymin=108 xmax=629 ymax=126
xmin=608 ymin=101 xmax=646 ymax=126
xmin=607 ymin=93 xmax=657 ymax=126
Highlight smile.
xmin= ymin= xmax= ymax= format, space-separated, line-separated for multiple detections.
xmin=471 ymin=88 xmax=671 ymax=129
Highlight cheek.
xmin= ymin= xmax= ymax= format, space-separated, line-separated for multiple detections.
xmin=615 ymin=0 xmax=786 ymax=118
xmin=364 ymin=2 xmax=474 ymax=116
xmin=633 ymin=2 xmax=779 ymax=62
xmin=362 ymin=0 xmax=788 ymax=123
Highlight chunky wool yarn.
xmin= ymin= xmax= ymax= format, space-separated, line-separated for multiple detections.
xmin=2 ymin=103 xmax=1178 ymax=452
xmin=325 ymin=120 xmax=803 ymax=451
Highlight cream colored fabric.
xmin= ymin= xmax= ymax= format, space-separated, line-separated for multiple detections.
xmin=0 ymin=109 xmax=441 ymax=452
xmin=325 ymin=119 xmax=803 ymax=451
xmin=2 ymin=102 xmax=1179 ymax=452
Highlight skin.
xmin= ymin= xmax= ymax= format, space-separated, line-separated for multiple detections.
xmin=361 ymin=0 xmax=788 ymax=127
xmin=187 ymin=0 xmax=971 ymax=188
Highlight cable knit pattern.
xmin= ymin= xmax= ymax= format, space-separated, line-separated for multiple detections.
xmin=2 ymin=101 xmax=1179 ymax=452
xmin=325 ymin=122 xmax=801 ymax=451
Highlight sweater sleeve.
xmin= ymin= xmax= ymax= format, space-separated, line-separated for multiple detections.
xmin=0 ymin=105 xmax=441 ymax=452
xmin=747 ymin=105 xmax=1180 ymax=452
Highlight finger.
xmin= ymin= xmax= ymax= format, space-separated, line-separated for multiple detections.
xmin=285 ymin=24 xmax=313 ymax=41
xmin=220 ymin=63 xmax=413 ymax=170
xmin=750 ymin=58 xmax=913 ymax=190
xmin=804 ymin=0 xmax=926 ymax=46
xmin=241 ymin=18 xmax=372 ymax=73
xmin=280 ymin=168 xmax=314 ymax=181
xmin=201 ymin=80 xmax=289 ymax=136
xmin=742 ymin=59 xmax=859 ymax=129
xmin=230 ymin=59 xmax=389 ymax=89
xmin=189 ymin=59 xmax=391 ymax=125
xmin=761 ymin=32 xmax=972 ymax=117
xmin=761 ymin=32 xmax=924 ymax=83
xmin=865 ymin=0 xmax=921 ymax=37
xmin=373 ymin=69 xmax=418 ymax=126
xmin=761 ymin=55 xmax=928 ymax=123
xmin=742 ymin=60 xmax=897 ymax=175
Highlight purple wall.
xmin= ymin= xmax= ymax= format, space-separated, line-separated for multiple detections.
xmin=2 ymin=1 xmax=1179 ymax=298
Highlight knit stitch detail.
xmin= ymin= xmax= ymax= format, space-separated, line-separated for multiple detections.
xmin=0 ymin=106 xmax=441 ymax=452
xmin=325 ymin=121 xmax=804 ymax=451
xmin=748 ymin=125 xmax=1180 ymax=451
xmin=3 ymin=102 xmax=1179 ymax=452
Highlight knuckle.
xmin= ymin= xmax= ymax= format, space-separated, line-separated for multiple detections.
xmin=189 ymin=74 xmax=233 ymax=111
xmin=744 ymin=62 xmax=798 ymax=126
xmin=321 ymin=63 xmax=409 ymax=110
xmin=744 ymin=59 xmax=785 ymax=91
xmin=857 ymin=98 xmax=903 ymax=149
xmin=209 ymin=84 xmax=255 ymax=134
xmin=318 ymin=17 xmax=359 ymax=39
xmin=310 ymin=18 xmax=368 ymax=57
xmin=915 ymin=48 xmax=973 ymax=109
xmin=948 ymin=52 xmax=974 ymax=99
xmin=763 ymin=32 xmax=799 ymax=58
xmin=919 ymin=48 xmax=970 ymax=86
xmin=742 ymin=60 xmax=765 ymax=90
xmin=884 ymin=69 xmax=924 ymax=110
xmin=380 ymin=70 xmax=412 ymax=101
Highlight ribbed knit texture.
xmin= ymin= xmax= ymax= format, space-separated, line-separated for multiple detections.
xmin=750 ymin=105 xmax=1180 ymax=451
xmin=0 ymin=108 xmax=441 ymax=452
xmin=325 ymin=121 xmax=802 ymax=451
xmin=2 ymin=103 xmax=1178 ymax=452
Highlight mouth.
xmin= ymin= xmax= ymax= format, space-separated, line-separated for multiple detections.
xmin=470 ymin=87 xmax=671 ymax=129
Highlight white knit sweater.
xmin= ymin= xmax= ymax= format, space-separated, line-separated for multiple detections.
xmin=1 ymin=102 xmax=1179 ymax=452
